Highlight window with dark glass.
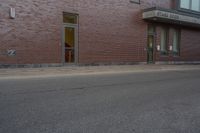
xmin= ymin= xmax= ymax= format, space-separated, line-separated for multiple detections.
xmin=180 ymin=0 xmax=200 ymax=12
xmin=172 ymin=29 xmax=181 ymax=56
xmin=63 ymin=13 xmax=78 ymax=24
xmin=160 ymin=27 xmax=168 ymax=55
xmin=130 ymin=0 xmax=140 ymax=4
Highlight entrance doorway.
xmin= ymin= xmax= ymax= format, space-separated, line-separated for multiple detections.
xmin=63 ymin=13 xmax=78 ymax=63
xmin=64 ymin=27 xmax=76 ymax=63
xmin=147 ymin=25 xmax=155 ymax=64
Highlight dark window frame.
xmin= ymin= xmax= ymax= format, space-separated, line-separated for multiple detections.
xmin=130 ymin=0 xmax=140 ymax=4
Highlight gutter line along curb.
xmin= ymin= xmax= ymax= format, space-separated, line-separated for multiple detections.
xmin=0 ymin=67 xmax=199 ymax=80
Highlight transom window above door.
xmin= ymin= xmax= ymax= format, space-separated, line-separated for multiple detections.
xmin=130 ymin=0 xmax=140 ymax=4
xmin=63 ymin=13 xmax=78 ymax=24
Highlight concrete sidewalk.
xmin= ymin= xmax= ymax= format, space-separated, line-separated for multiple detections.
xmin=0 ymin=65 xmax=199 ymax=79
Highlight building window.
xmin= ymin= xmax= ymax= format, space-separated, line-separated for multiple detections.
xmin=130 ymin=0 xmax=140 ymax=4
xmin=180 ymin=0 xmax=200 ymax=12
xmin=180 ymin=0 xmax=190 ymax=9
xmin=63 ymin=13 xmax=78 ymax=24
xmin=172 ymin=29 xmax=181 ymax=56
xmin=191 ymin=0 xmax=200 ymax=11
xmin=160 ymin=27 xmax=168 ymax=55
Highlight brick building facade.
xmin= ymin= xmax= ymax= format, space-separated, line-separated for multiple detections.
xmin=0 ymin=0 xmax=200 ymax=67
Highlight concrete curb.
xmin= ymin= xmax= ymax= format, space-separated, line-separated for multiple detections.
xmin=0 ymin=65 xmax=199 ymax=80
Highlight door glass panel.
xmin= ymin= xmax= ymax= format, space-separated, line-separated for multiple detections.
xmin=148 ymin=35 xmax=154 ymax=63
xmin=148 ymin=36 xmax=154 ymax=49
xmin=65 ymin=27 xmax=75 ymax=63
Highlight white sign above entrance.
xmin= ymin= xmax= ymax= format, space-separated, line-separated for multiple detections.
xmin=143 ymin=9 xmax=200 ymax=25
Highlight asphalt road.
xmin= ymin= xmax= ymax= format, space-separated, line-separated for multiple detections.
xmin=0 ymin=70 xmax=200 ymax=133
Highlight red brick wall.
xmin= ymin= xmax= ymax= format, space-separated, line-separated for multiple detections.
xmin=0 ymin=0 xmax=199 ymax=65
xmin=0 ymin=0 xmax=62 ymax=64
xmin=179 ymin=28 xmax=200 ymax=61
